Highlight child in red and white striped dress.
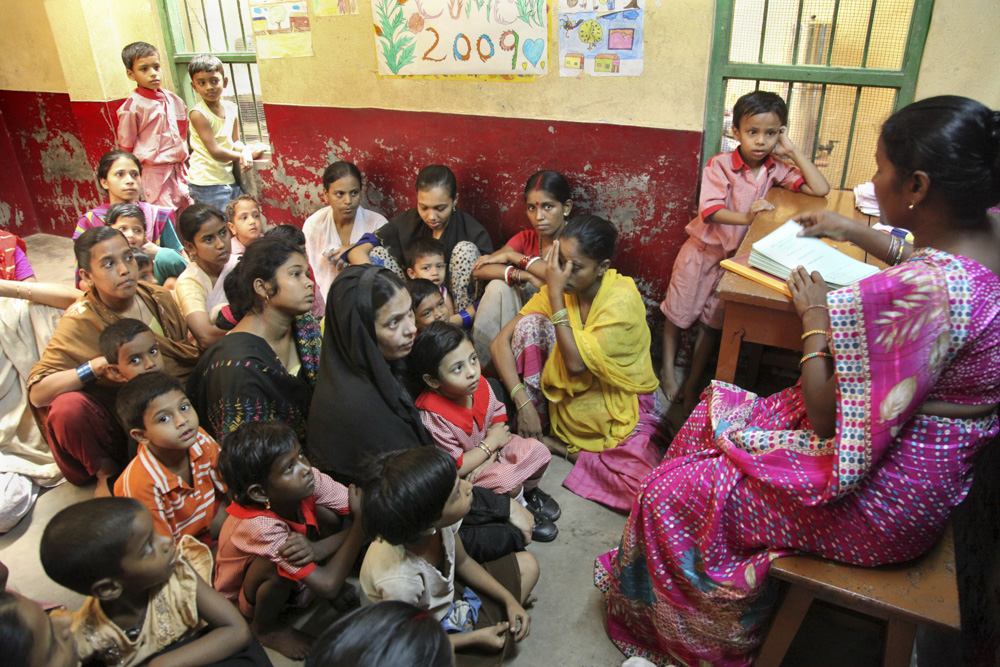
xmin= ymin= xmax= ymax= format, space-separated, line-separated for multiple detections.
xmin=411 ymin=321 xmax=561 ymax=540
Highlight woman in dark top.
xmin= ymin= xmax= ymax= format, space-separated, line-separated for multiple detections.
xmin=188 ymin=237 xmax=321 ymax=443
xmin=307 ymin=265 xmax=545 ymax=560
xmin=373 ymin=165 xmax=493 ymax=312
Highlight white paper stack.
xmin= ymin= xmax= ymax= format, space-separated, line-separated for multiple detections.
xmin=749 ymin=220 xmax=881 ymax=290
xmin=853 ymin=182 xmax=880 ymax=216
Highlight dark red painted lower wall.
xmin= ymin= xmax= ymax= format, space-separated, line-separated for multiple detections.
xmin=259 ymin=104 xmax=701 ymax=303
xmin=0 ymin=92 xmax=700 ymax=303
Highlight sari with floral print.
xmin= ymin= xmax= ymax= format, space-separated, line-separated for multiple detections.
xmin=596 ymin=249 xmax=1000 ymax=666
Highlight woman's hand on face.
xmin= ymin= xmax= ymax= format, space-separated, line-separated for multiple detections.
xmin=793 ymin=209 xmax=860 ymax=243
xmin=545 ymin=240 xmax=572 ymax=294
xmin=787 ymin=266 xmax=830 ymax=317
xmin=515 ymin=402 xmax=543 ymax=440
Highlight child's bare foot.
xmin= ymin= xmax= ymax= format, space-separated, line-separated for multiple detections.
xmin=256 ymin=626 xmax=313 ymax=660
xmin=524 ymin=593 xmax=538 ymax=607
xmin=331 ymin=582 xmax=360 ymax=612
xmin=661 ymin=368 xmax=682 ymax=404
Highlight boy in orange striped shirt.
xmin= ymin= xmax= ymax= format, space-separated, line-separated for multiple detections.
xmin=115 ymin=371 xmax=226 ymax=546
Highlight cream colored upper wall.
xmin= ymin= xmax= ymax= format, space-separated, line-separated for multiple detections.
xmin=915 ymin=0 xmax=1000 ymax=108
xmin=260 ymin=0 xmax=716 ymax=132
xmin=0 ymin=1 xmax=67 ymax=93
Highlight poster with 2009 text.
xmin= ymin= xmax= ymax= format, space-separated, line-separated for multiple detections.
xmin=373 ymin=0 xmax=549 ymax=77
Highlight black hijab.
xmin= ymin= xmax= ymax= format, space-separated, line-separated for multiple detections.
xmin=376 ymin=208 xmax=493 ymax=268
xmin=306 ymin=265 xmax=431 ymax=482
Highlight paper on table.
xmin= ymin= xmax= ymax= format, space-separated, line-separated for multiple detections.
xmin=750 ymin=220 xmax=880 ymax=289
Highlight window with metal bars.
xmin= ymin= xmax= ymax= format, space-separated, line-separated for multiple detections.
xmin=704 ymin=0 xmax=934 ymax=190
xmin=156 ymin=0 xmax=269 ymax=147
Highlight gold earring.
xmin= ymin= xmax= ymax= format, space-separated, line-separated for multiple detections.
xmin=265 ymin=499 xmax=271 ymax=510
xmin=908 ymin=203 xmax=915 ymax=209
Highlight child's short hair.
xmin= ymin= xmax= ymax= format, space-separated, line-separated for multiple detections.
xmin=265 ymin=224 xmax=306 ymax=247
xmin=733 ymin=91 xmax=788 ymax=129
xmin=187 ymin=54 xmax=225 ymax=78
xmin=408 ymin=321 xmax=467 ymax=383
xmin=403 ymin=237 xmax=445 ymax=270
xmin=305 ymin=601 xmax=453 ymax=667
xmin=40 ymin=497 xmax=145 ymax=595
xmin=358 ymin=448 xmax=456 ymax=546
xmin=218 ymin=422 xmax=299 ymax=506
xmin=132 ymin=249 xmax=152 ymax=271
xmin=322 ymin=161 xmax=363 ymax=191
xmin=121 ymin=41 xmax=158 ymax=70
xmin=115 ymin=371 xmax=185 ymax=432
xmin=224 ymin=194 xmax=261 ymax=223
xmin=99 ymin=318 xmax=153 ymax=364
xmin=178 ymin=202 xmax=226 ymax=244
xmin=105 ymin=202 xmax=147 ymax=230
xmin=407 ymin=277 xmax=441 ymax=309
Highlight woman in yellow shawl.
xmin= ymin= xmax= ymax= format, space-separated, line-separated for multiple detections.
xmin=491 ymin=215 xmax=667 ymax=511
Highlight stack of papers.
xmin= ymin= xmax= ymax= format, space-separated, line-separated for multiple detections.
xmin=749 ymin=221 xmax=880 ymax=290
xmin=853 ymin=182 xmax=880 ymax=216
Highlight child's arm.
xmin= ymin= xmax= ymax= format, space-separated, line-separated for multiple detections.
xmin=230 ymin=117 xmax=266 ymax=172
xmin=190 ymin=109 xmax=245 ymax=167
xmin=299 ymin=486 xmax=366 ymax=599
xmin=774 ymin=129 xmax=831 ymax=197
xmin=448 ymin=300 xmax=475 ymax=328
xmin=147 ymin=575 xmax=251 ymax=667
xmin=705 ymin=202 xmax=774 ymax=226
xmin=454 ymin=533 xmax=530 ymax=641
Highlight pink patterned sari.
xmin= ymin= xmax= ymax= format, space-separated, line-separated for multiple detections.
xmin=596 ymin=249 xmax=1000 ymax=666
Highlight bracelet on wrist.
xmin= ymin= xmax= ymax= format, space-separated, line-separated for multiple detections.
xmin=477 ymin=441 xmax=493 ymax=457
xmin=801 ymin=329 xmax=829 ymax=341
xmin=504 ymin=266 xmax=514 ymax=285
xmin=76 ymin=361 xmax=97 ymax=384
xmin=511 ymin=382 xmax=526 ymax=398
xmin=799 ymin=351 xmax=833 ymax=367
xmin=515 ymin=398 xmax=532 ymax=411
xmin=459 ymin=310 xmax=472 ymax=327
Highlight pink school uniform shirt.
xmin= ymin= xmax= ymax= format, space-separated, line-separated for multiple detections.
xmin=686 ymin=150 xmax=805 ymax=254
xmin=117 ymin=87 xmax=189 ymax=168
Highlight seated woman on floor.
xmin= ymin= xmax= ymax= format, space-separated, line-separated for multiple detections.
xmin=491 ymin=215 xmax=666 ymax=512
xmin=27 ymin=227 xmax=199 ymax=495
xmin=597 ymin=95 xmax=1000 ymax=667
xmin=372 ymin=165 xmax=493 ymax=314
xmin=307 ymin=265 xmax=540 ymax=561
xmin=187 ymin=236 xmax=321 ymax=443
xmin=472 ymin=170 xmax=573 ymax=368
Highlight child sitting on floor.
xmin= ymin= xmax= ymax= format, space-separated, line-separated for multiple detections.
xmin=410 ymin=322 xmax=559 ymax=544
xmin=175 ymin=203 xmax=238 ymax=349
xmin=409 ymin=277 xmax=449 ymax=332
xmin=40 ymin=498 xmax=268 ymax=667
xmin=214 ymin=422 xmax=366 ymax=661
xmin=226 ymin=194 xmax=265 ymax=256
xmin=114 ymin=372 xmax=227 ymax=547
xmin=405 ymin=238 xmax=475 ymax=329
xmin=660 ymin=91 xmax=830 ymax=412
xmin=116 ymin=42 xmax=192 ymax=210
xmin=105 ymin=202 xmax=187 ymax=289
xmin=359 ymin=447 xmax=539 ymax=659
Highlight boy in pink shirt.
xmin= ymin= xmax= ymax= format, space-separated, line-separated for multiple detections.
xmin=116 ymin=42 xmax=193 ymax=210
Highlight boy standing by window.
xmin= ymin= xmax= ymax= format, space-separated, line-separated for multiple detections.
xmin=187 ymin=55 xmax=267 ymax=210
xmin=117 ymin=41 xmax=193 ymax=210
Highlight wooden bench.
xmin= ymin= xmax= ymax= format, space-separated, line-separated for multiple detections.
xmin=756 ymin=526 xmax=958 ymax=667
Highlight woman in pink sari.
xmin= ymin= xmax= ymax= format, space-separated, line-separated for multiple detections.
xmin=597 ymin=96 xmax=1000 ymax=666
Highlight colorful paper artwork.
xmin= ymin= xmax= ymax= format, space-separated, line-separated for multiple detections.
xmin=250 ymin=1 xmax=314 ymax=58
xmin=558 ymin=0 xmax=643 ymax=76
xmin=372 ymin=0 xmax=549 ymax=77
xmin=315 ymin=0 xmax=358 ymax=16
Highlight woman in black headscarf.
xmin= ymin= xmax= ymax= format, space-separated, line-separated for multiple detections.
xmin=307 ymin=265 xmax=538 ymax=560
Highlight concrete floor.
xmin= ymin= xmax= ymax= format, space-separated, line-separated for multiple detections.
xmin=2 ymin=234 xmax=634 ymax=667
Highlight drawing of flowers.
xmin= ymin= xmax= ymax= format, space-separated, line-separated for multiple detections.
xmin=515 ymin=0 xmax=545 ymax=27
xmin=374 ymin=0 xmax=416 ymax=74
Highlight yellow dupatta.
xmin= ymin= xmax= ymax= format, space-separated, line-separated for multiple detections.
xmin=521 ymin=269 xmax=659 ymax=452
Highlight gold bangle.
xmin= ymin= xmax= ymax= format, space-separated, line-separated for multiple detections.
xmin=803 ymin=304 xmax=827 ymax=314
xmin=801 ymin=329 xmax=829 ymax=341
xmin=799 ymin=351 xmax=833 ymax=367
xmin=15 ymin=284 xmax=21 ymax=299
xmin=516 ymin=398 xmax=532 ymax=411
xmin=511 ymin=383 xmax=526 ymax=398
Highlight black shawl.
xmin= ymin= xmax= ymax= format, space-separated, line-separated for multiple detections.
xmin=375 ymin=208 xmax=493 ymax=267
xmin=306 ymin=265 xmax=431 ymax=481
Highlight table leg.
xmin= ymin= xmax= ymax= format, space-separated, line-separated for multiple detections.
xmin=716 ymin=308 xmax=744 ymax=384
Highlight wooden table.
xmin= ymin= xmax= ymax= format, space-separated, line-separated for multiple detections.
xmin=714 ymin=189 xmax=882 ymax=384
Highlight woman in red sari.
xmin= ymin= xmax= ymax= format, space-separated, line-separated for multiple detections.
xmin=598 ymin=96 xmax=1000 ymax=666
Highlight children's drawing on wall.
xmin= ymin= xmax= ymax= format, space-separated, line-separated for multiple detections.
xmin=315 ymin=0 xmax=358 ymax=16
xmin=372 ymin=0 xmax=548 ymax=76
xmin=558 ymin=0 xmax=643 ymax=77
xmin=250 ymin=0 xmax=314 ymax=58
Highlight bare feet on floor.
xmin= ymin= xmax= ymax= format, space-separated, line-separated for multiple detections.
xmin=255 ymin=626 xmax=313 ymax=661
xmin=660 ymin=367 xmax=682 ymax=404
